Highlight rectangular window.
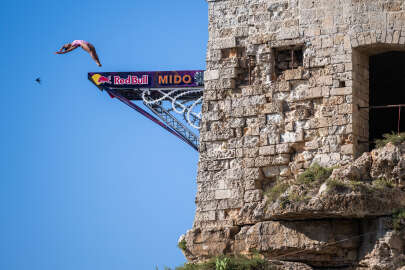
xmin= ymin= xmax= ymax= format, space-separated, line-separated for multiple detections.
xmin=274 ymin=46 xmax=303 ymax=76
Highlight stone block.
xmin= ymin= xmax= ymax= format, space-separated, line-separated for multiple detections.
xmin=259 ymin=145 xmax=276 ymax=156
xmin=255 ymin=156 xmax=274 ymax=167
xmin=221 ymin=67 xmax=238 ymax=79
xmin=244 ymin=168 xmax=262 ymax=180
xmin=341 ymin=144 xmax=354 ymax=155
xmin=262 ymin=166 xmax=280 ymax=178
xmin=243 ymin=148 xmax=259 ymax=158
xmin=268 ymin=133 xmax=281 ymax=145
xmin=244 ymin=136 xmax=260 ymax=147
xmin=261 ymin=102 xmax=283 ymax=114
xmin=280 ymin=131 xmax=304 ymax=143
xmin=307 ymin=87 xmax=323 ymax=99
xmin=284 ymin=68 xmax=303 ymax=80
xmin=322 ymin=36 xmax=334 ymax=48
xmin=221 ymin=78 xmax=236 ymax=89
xmin=244 ymin=190 xmax=263 ymax=202
xmin=273 ymin=154 xmax=290 ymax=165
xmin=226 ymin=168 xmax=243 ymax=180
xmin=266 ymin=113 xmax=283 ymax=124
xmin=318 ymin=75 xmax=333 ymax=86
xmin=276 ymin=81 xmax=290 ymax=92
xmin=229 ymin=118 xmax=245 ymax=128
xmin=204 ymin=70 xmax=220 ymax=81
xmin=195 ymin=210 xmax=216 ymax=222
xmin=317 ymin=56 xmax=332 ymax=66
xmin=393 ymin=31 xmax=400 ymax=43
xmin=215 ymin=189 xmax=232 ymax=200
xmin=276 ymin=143 xmax=291 ymax=154
xmin=234 ymin=220 xmax=360 ymax=267
xmin=277 ymin=27 xmax=300 ymax=40
xmin=331 ymin=87 xmax=351 ymax=96
xmin=211 ymin=37 xmax=237 ymax=49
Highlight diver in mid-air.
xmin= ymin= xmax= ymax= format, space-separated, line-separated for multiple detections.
xmin=55 ymin=40 xmax=101 ymax=67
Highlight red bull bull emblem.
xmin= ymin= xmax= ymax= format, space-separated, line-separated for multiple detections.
xmin=98 ymin=76 xmax=111 ymax=84
xmin=91 ymin=74 xmax=111 ymax=86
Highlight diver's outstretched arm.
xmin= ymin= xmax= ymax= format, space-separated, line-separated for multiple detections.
xmin=55 ymin=46 xmax=78 ymax=54
xmin=56 ymin=45 xmax=65 ymax=53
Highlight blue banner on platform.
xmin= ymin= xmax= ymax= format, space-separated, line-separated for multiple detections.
xmin=89 ymin=70 xmax=204 ymax=88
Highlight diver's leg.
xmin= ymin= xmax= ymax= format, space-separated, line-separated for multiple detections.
xmin=90 ymin=51 xmax=102 ymax=67
xmin=82 ymin=43 xmax=101 ymax=66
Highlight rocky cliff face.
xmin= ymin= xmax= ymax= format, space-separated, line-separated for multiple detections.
xmin=182 ymin=142 xmax=405 ymax=269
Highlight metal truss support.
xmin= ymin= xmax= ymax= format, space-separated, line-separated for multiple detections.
xmin=103 ymin=88 xmax=199 ymax=151
xmin=143 ymin=102 xmax=199 ymax=151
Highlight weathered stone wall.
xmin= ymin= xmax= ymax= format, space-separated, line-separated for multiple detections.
xmin=196 ymin=0 xmax=405 ymax=229
xmin=183 ymin=0 xmax=405 ymax=268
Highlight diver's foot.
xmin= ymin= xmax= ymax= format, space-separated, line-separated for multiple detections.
xmin=98 ymin=63 xmax=102 ymax=67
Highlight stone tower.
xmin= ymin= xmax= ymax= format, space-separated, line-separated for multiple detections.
xmin=182 ymin=0 xmax=405 ymax=268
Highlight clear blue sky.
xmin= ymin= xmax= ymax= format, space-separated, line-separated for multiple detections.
xmin=0 ymin=1 xmax=207 ymax=269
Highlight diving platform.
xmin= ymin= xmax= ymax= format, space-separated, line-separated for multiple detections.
xmin=88 ymin=71 xmax=204 ymax=151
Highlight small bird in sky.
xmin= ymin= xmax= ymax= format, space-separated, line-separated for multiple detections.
xmin=35 ymin=77 xmax=41 ymax=84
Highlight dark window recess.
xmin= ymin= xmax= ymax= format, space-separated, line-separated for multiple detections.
xmin=339 ymin=80 xmax=346 ymax=87
xmin=369 ymin=51 xmax=405 ymax=150
xmin=275 ymin=47 xmax=303 ymax=76
xmin=236 ymin=55 xmax=256 ymax=86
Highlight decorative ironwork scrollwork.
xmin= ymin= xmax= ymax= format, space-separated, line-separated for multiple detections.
xmin=141 ymin=88 xmax=203 ymax=130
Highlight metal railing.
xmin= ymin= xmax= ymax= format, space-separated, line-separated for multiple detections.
xmin=358 ymin=104 xmax=404 ymax=135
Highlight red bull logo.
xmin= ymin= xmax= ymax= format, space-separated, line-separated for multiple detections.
xmin=114 ymin=75 xmax=149 ymax=85
xmin=91 ymin=74 xmax=111 ymax=86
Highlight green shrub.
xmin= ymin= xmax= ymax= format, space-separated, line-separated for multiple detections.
xmin=176 ymin=260 xmax=215 ymax=270
xmin=279 ymin=196 xmax=290 ymax=208
xmin=279 ymin=189 xmax=310 ymax=208
xmin=375 ymin=132 xmax=405 ymax=148
xmin=248 ymin=249 xmax=261 ymax=257
xmin=297 ymin=163 xmax=333 ymax=187
xmin=393 ymin=209 xmax=405 ymax=231
xmin=326 ymin=179 xmax=373 ymax=193
xmin=216 ymin=257 xmax=230 ymax=270
xmin=347 ymin=180 xmax=372 ymax=193
xmin=265 ymin=181 xmax=288 ymax=202
xmin=175 ymin=255 xmax=276 ymax=270
xmin=326 ymin=179 xmax=349 ymax=192
xmin=225 ymin=255 xmax=271 ymax=270
xmin=288 ymin=190 xmax=302 ymax=202
xmin=373 ymin=178 xmax=394 ymax=189
xmin=178 ymin=239 xmax=187 ymax=252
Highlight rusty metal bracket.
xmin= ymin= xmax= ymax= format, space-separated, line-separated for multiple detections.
xmin=248 ymin=55 xmax=256 ymax=85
